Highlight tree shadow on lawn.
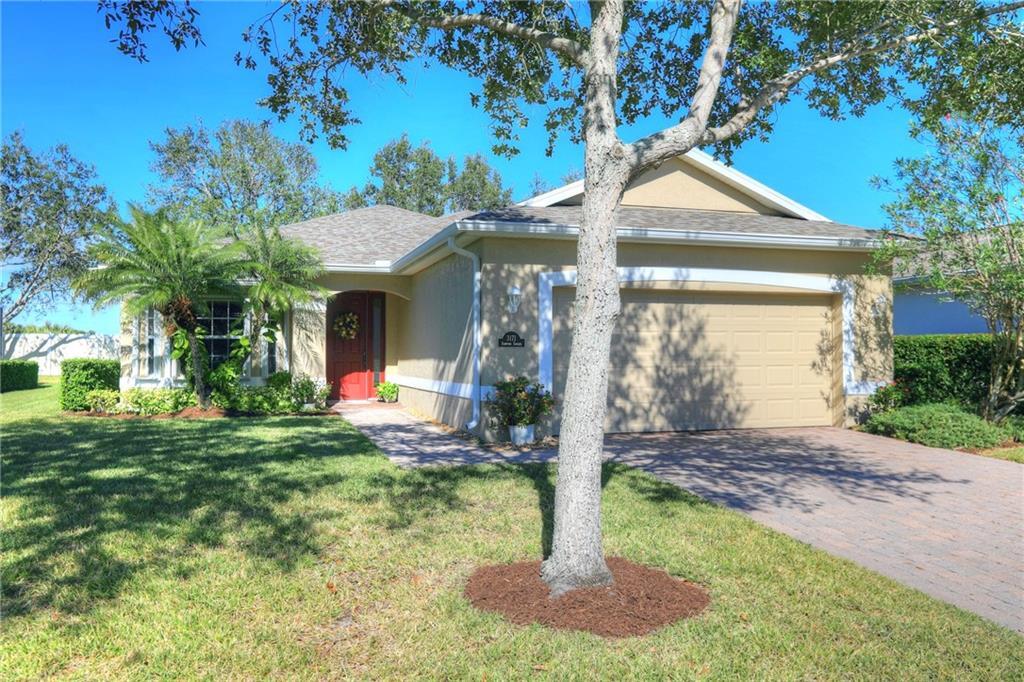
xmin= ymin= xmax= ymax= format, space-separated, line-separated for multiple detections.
xmin=3 ymin=415 xmax=671 ymax=619
xmin=1 ymin=415 xmax=374 ymax=617
xmin=355 ymin=458 xmax=710 ymax=560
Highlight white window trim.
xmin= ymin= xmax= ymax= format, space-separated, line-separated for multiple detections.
xmin=537 ymin=266 xmax=885 ymax=397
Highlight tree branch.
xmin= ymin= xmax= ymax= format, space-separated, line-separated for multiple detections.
xmin=706 ymin=0 xmax=1024 ymax=144
xmin=625 ymin=0 xmax=742 ymax=169
xmin=377 ymin=0 xmax=587 ymax=66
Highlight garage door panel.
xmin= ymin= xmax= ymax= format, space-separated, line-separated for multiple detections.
xmin=553 ymin=288 xmax=836 ymax=432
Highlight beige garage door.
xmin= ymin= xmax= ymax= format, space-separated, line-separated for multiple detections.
xmin=553 ymin=287 xmax=839 ymax=432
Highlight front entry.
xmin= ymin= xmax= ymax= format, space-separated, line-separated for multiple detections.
xmin=326 ymin=291 xmax=385 ymax=400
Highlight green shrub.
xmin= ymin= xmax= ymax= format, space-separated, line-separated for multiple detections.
xmin=866 ymin=382 xmax=908 ymax=414
xmin=231 ymin=386 xmax=292 ymax=414
xmin=0 ymin=360 xmax=39 ymax=392
xmin=120 ymin=388 xmax=196 ymax=415
xmin=893 ymin=334 xmax=993 ymax=408
xmin=266 ymin=371 xmax=293 ymax=392
xmin=486 ymin=376 xmax=555 ymax=426
xmin=375 ymin=381 xmax=399 ymax=403
xmin=86 ymin=389 xmax=120 ymax=413
xmin=1005 ymin=415 xmax=1024 ymax=443
xmin=59 ymin=359 xmax=120 ymax=410
xmin=865 ymin=403 xmax=1011 ymax=450
xmin=290 ymin=375 xmax=330 ymax=410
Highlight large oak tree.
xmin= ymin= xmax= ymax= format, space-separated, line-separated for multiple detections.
xmin=102 ymin=0 xmax=1024 ymax=595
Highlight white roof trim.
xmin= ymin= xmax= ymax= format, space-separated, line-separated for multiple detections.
xmin=381 ymin=219 xmax=877 ymax=275
xmin=454 ymin=220 xmax=876 ymax=251
xmin=322 ymin=263 xmax=394 ymax=274
xmin=517 ymin=179 xmax=585 ymax=208
xmin=516 ymin=149 xmax=831 ymax=223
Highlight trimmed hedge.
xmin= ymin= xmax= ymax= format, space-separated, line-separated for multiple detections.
xmin=865 ymin=403 xmax=1011 ymax=450
xmin=59 ymin=359 xmax=120 ymax=411
xmin=893 ymin=334 xmax=993 ymax=408
xmin=0 ymin=360 xmax=39 ymax=392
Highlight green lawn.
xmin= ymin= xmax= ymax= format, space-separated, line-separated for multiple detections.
xmin=2 ymin=383 xmax=1020 ymax=679
xmin=977 ymin=446 xmax=1024 ymax=464
xmin=0 ymin=375 xmax=60 ymax=421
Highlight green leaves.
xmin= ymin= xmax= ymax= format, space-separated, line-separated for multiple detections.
xmin=345 ymin=134 xmax=513 ymax=216
xmin=1 ymin=132 xmax=117 ymax=320
xmin=873 ymin=119 xmax=1023 ymax=418
xmin=147 ymin=119 xmax=343 ymax=234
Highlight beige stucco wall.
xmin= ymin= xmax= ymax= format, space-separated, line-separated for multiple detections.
xmin=392 ymin=253 xmax=474 ymax=386
xmin=477 ymin=237 xmax=891 ymax=437
xmin=554 ymin=157 xmax=780 ymax=215
xmin=286 ymin=256 xmax=476 ymax=427
xmin=289 ymin=272 xmax=414 ymax=382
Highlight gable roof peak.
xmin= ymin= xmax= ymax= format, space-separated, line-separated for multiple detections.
xmin=518 ymin=148 xmax=831 ymax=223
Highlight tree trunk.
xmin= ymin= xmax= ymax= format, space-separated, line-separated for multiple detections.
xmin=187 ymin=329 xmax=209 ymax=408
xmin=541 ymin=0 xmax=628 ymax=596
xmin=986 ymin=325 xmax=1024 ymax=421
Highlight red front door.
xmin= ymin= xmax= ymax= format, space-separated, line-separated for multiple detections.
xmin=327 ymin=292 xmax=381 ymax=400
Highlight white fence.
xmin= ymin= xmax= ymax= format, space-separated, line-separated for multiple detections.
xmin=2 ymin=333 xmax=118 ymax=375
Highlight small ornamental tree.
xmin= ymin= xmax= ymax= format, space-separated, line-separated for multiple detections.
xmin=102 ymin=0 xmax=1024 ymax=595
xmin=873 ymin=120 xmax=1023 ymax=420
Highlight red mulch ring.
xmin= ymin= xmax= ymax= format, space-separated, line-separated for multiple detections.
xmin=464 ymin=557 xmax=709 ymax=638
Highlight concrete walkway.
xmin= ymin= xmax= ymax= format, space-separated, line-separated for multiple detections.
xmin=336 ymin=402 xmax=555 ymax=467
xmin=338 ymin=403 xmax=1024 ymax=633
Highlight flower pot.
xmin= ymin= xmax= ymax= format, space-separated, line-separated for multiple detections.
xmin=300 ymin=402 xmax=318 ymax=413
xmin=509 ymin=424 xmax=535 ymax=446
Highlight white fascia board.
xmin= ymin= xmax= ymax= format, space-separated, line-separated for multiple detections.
xmin=448 ymin=220 xmax=880 ymax=252
xmin=513 ymin=150 xmax=830 ymax=222
xmin=388 ymin=223 xmax=461 ymax=273
xmin=681 ymin=149 xmax=832 ymax=222
xmin=516 ymin=179 xmax=585 ymax=207
xmin=322 ymin=263 xmax=394 ymax=273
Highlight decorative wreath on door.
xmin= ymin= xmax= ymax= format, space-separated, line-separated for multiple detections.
xmin=333 ymin=311 xmax=360 ymax=340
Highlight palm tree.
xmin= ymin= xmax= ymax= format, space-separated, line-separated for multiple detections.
xmin=241 ymin=224 xmax=327 ymax=367
xmin=74 ymin=206 xmax=249 ymax=406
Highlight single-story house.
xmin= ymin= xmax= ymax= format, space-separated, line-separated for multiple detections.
xmin=120 ymin=149 xmax=893 ymax=439
xmin=893 ymin=283 xmax=988 ymax=335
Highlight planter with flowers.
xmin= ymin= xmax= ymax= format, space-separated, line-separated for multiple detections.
xmin=487 ymin=376 xmax=555 ymax=446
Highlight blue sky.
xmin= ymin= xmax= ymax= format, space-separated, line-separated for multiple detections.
xmin=3 ymin=1 xmax=920 ymax=334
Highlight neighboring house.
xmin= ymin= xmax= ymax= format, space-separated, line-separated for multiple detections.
xmin=120 ymin=149 xmax=894 ymax=439
xmin=892 ymin=283 xmax=989 ymax=335
xmin=4 ymin=332 xmax=117 ymax=375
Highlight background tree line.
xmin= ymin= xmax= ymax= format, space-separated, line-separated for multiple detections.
xmin=2 ymin=120 xmax=516 ymax=327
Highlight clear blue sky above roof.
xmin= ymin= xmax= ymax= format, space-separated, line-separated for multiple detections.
xmin=2 ymin=1 xmax=920 ymax=333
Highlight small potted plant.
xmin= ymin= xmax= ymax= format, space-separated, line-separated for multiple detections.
xmin=487 ymin=376 xmax=554 ymax=446
xmin=376 ymin=381 xmax=399 ymax=403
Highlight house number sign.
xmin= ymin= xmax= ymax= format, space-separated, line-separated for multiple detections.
xmin=498 ymin=331 xmax=526 ymax=348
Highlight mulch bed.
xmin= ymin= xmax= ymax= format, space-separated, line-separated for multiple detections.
xmin=71 ymin=407 xmax=335 ymax=420
xmin=464 ymin=556 xmax=709 ymax=638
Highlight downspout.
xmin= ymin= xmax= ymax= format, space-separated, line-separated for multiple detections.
xmin=447 ymin=236 xmax=481 ymax=431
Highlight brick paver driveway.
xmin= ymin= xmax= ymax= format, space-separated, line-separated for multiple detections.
xmin=340 ymin=404 xmax=1023 ymax=632
xmin=605 ymin=427 xmax=1024 ymax=632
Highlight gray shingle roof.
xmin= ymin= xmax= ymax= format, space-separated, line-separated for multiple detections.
xmin=463 ymin=205 xmax=879 ymax=240
xmin=279 ymin=205 xmax=472 ymax=266
xmin=282 ymin=204 xmax=880 ymax=268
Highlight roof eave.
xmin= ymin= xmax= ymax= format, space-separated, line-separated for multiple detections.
xmin=445 ymin=220 xmax=881 ymax=254
xmin=329 ymin=220 xmax=881 ymax=276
